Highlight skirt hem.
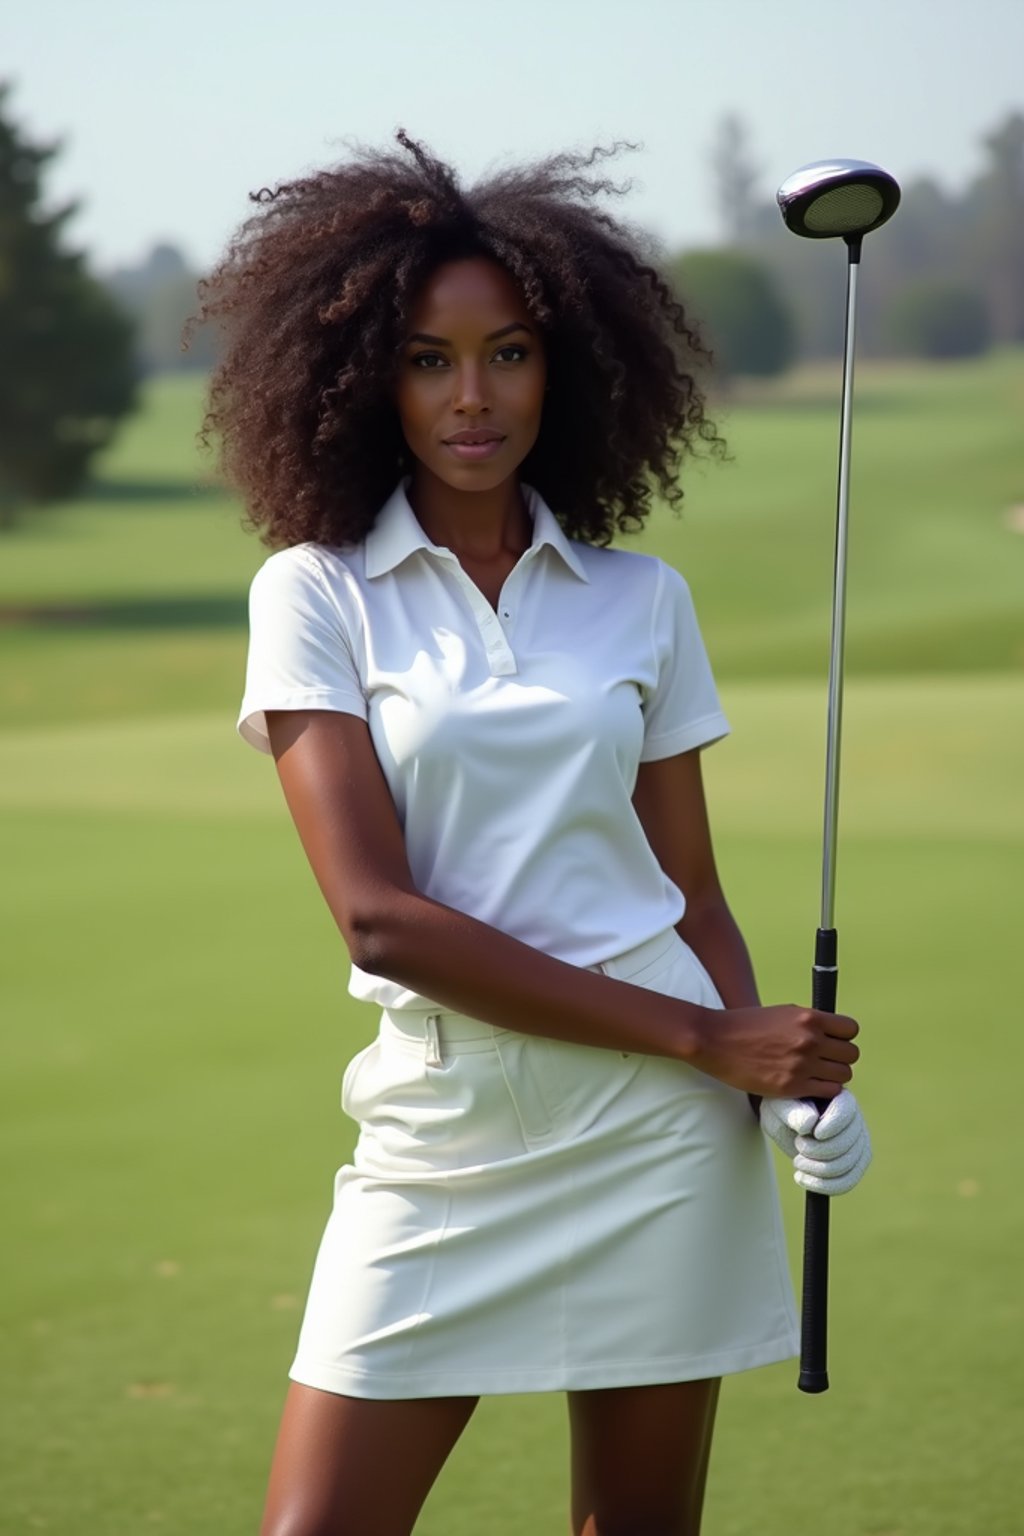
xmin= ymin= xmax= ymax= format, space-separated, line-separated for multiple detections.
xmin=288 ymin=1330 xmax=800 ymax=1400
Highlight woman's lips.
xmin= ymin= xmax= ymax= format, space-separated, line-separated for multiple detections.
xmin=443 ymin=438 xmax=505 ymax=461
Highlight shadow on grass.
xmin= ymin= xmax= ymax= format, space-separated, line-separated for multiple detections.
xmin=0 ymin=593 xmax=246 ymax=631
xmin=81 ymin=477 xmax=228 ymax=505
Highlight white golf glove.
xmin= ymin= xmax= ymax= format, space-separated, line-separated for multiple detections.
xmin=759 ymin=1089 xmax=872 ymax=1196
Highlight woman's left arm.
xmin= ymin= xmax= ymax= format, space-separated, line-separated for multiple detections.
xmin=631 ymin=747 xmax=760 ymax=1010
xmin=634 ymin=750 xmax=873 ymax=1198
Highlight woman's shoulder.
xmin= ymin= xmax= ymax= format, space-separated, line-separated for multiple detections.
xmin=245 ymin=541 xmax=369 ymax=636
xmin=250 ymin=539 xmax=364 ymax=591
xmin=571 ymin=540 xmax=688 ymax=595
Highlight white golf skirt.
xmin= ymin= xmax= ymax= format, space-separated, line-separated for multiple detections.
xmin=289 ymin=929 xmax=798 ymax=1399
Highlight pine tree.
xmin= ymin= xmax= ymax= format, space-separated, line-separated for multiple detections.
xmin=0 ymin=84 xmax=137 ymax=527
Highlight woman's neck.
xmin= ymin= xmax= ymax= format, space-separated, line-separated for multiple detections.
xmin=405 ymin=471 xmax=532 ymax=563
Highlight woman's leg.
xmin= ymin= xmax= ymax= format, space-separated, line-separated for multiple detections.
xmin=567 ymin=1378 xmax=721 ymax=1536
xmin=259 ymin=1382 xmax=478 ymax=1536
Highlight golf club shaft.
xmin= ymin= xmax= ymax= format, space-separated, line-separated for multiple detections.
xmin=799 ymin=243 xmax=860 ymax=1395
xmin=821 ymin=252 xmax=858 ymax=933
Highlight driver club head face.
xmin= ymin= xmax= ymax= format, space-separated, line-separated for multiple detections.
xmin=777 ymin=159 xmax=901 ymax=240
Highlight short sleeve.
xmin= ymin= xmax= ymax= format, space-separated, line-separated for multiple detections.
xmin=236 ymin=545 xmax=367 ymax=754
xmin=639 ymin=561 xmax=730 ymax=762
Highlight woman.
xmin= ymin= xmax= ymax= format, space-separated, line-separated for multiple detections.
xmin=201 ymin=131 xmax=871 ymax=1536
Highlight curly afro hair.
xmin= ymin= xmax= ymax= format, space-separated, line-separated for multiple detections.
xmin=193 ymin=131 xmax=724 ymax=550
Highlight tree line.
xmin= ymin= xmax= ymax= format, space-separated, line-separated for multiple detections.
xmin=671 ymin=111 xmax=1024 ymax=376
xmin=83 ymin=107 xmax=1024 ymax=386
xmin=105 ymin=242 xmax=217 ymax=375
xmin=1 ymin=80 xmax=1022 ymax=523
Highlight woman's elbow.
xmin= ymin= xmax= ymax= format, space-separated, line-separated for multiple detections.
xmin=343 ymin=895 xmax=417 ymax=975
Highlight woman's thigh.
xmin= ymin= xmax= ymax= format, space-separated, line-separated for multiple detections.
xmin=567 ymin=1378 xmax=721 ymax=1536
xmin=259 ymin=1382 xmax=478 ymax=1536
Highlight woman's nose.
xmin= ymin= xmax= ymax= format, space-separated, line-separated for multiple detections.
xmin=452 ymin=362 xmax=489 ymax=410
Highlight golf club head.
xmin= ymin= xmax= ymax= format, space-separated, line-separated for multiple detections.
xmin=777 ymin=159 xmax=900 ymax=241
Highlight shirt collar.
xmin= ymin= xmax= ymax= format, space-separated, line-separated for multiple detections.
xmin=364 ymin=476 xmax=590 ymax=584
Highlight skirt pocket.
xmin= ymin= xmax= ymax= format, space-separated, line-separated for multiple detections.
xmin=340 ymin=1041 xmax=380 ymax=1120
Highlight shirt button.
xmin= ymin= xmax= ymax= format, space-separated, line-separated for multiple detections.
xmin=501 ymin=609 xmax=511 ymax=619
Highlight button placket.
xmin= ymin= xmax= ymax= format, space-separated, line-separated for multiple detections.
xmin=498 ymin=558 xmax=529 ymax=634
xmin=469 ymin=581 xmax=515 ymax=673
xmin=434 ymin=549 xmax=519 ymax=674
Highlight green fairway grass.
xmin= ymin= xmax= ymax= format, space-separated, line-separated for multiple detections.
xmin=2 ymin=353 xmax=1022 ymax=733
xmin=2 ymin=356 xmax=1022 ymax=1534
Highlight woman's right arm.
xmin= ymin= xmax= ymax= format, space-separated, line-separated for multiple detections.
xmin=266 ymin=709 xmax=858 ymax=1101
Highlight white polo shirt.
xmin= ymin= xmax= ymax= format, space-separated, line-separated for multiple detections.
xmin=238 ymin=477 xmax=730 ymax=1012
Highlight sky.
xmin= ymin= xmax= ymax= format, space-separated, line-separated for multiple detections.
xmin=4 ymin=0 xmax=1023 ymax=276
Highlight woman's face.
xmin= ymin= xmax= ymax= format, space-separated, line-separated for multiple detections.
xmin=393 ymin=256 xmax=547 ymax=491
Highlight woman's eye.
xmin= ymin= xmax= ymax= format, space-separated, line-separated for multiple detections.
xmin=410 ymin=345 xmax=527 ymax=369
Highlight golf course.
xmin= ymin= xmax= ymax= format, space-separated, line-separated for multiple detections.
xmin=2 ymin=352 xmax=1022 ymax=1534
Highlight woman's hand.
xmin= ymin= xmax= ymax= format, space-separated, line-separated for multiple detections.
xmin=760 ymin=1090 xmax=872 ymax=1195
xmin=689 ymin=1003 xmax=859 ymax=1100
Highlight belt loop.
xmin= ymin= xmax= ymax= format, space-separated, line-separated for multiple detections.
xmin=425 ymin=1014 xmax=443 ymax=1069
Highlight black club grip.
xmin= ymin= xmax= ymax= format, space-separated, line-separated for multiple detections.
xmin=799 ymin=926 xmax=838 ymax=1393
xmin=811 ymin=926 xmax=838 ymax=1013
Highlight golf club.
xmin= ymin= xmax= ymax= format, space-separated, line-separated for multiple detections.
xmin=776 ymin=158 xmax=900 ymax=1393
